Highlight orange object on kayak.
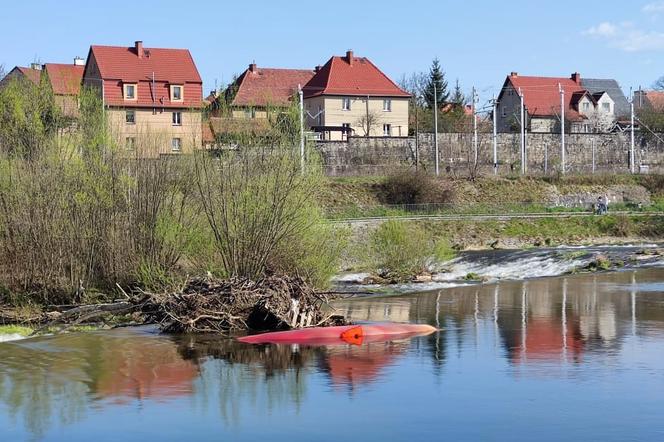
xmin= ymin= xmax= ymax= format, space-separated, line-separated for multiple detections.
xmin=340 ymin=326 xmax=364 ymax=345
xmin=237 ymin=323 xmax=437 ymax=346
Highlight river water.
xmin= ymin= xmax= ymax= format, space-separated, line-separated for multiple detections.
xmin=1 ymin=267 xmax=664 ymax=441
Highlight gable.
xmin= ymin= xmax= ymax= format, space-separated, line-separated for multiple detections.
xmin=303 ymin=53 xmax=410 ymax=98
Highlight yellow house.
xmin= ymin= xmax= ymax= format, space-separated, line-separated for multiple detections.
xmin=82 ymin=41 xmax=203 ymax=156
xmin=303 ymin=51 xmax=410 ymax=141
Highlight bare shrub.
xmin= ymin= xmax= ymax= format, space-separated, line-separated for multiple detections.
xmin=381 ymin=169 xmax=453 ymax=205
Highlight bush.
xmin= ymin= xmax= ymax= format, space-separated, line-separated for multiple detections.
xmin=193 ymin=143 xmax=344 ymax=288
xmin=381 ymin=169 xmax=453 ymax=206
xmin=611 ymin=214 xmax=633 ymax=237
xmin=367 ymin=220 xmax=452 ymax=280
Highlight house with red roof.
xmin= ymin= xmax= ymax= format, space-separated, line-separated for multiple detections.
xmin=1 ymin=59 xmax=85 ymax=118
xmin=0 ymin=64 xmax=43 ymax=88
xmin=497 ymin=72 xmax=620 ymax=134
xmin=82 ymin=41 xmax=203 ymax=156
xmin=302 ymin=51 xmax=410 ymax=140
xmin=226 ymin=63 xmax=315 ymax=119
xmin=43 ymin=59 xmax=85 ymax=118
xmin=634 ymin=89 xmax=664 ymax=112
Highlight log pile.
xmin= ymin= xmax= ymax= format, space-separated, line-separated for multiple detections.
xmin=141 ymin=275 xmax=345 ymax=333
xmin=24 ymin=275 xmax=346 ymax=335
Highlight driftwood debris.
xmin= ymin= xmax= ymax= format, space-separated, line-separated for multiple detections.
xmin=30 ymin=275 xmax=345 ymax=335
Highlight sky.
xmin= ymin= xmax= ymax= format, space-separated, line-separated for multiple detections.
xmin=1 ymin=0 xmax=663 ymax=107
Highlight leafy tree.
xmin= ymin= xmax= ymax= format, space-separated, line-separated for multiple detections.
xmin=0 ymin=74 xmax=60 ymax=158
xmin=423 ymin=58 xmax=448 ymax=109
xmin=450 ymin=79 xmax=465 ymax=105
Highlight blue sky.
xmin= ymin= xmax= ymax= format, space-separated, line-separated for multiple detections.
xmin=1 ymin=0 xmax=663 ymax=106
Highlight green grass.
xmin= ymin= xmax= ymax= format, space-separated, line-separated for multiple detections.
xmin=0 ymin=325 xmax=33 ymax=336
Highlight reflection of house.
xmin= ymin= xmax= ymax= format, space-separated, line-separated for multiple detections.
xmin=82 ymin=41 xmax=203 ymax=156
xmin=228 ymin=63 xmax=315 ymax=119
xmin=95 ymin=337 xmax=197 ymax=402
xmin=337 ymin=300 xmax=411 ymax=323
xmin=303 ymin=51 xmax=410 ymax=140
xmin=497 ymin=72 xmax=625 ymax=133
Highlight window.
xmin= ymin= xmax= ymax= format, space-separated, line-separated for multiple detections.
xmin=125 ymin=137 xmax=135 ymax=150
xmin=171 ymin=138 xmax=182 ymax=152
xmin=172 ymin=111 xmax=182 ymax=126
xmin=171 ymin=85 xmax=183 ymax=102
xmin=124 ymin=83 xmax=136 ymax=100
xmin=501 ymin=106 xmax=507 ymax=117
xmin=342 ymin=97 xmax=351 ymax=111
xmin=383 ymin=123 xmax=391 ymax=136
xmin=582 ymin=102 xmax=590 ymax=111
xmin=602 ymin=102 xmax=610 ymax=112
xmin=383 ymin=99 xmax=392 ymax=112
xmin=125 ymin=110 xmax=135 ymax=124
xmin=342 ymin=123 xmax=351 ymax=140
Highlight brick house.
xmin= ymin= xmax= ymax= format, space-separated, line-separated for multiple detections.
xmin=82 ymin=41 xmax=203 ymax=156
xmin=302 ymin=51 xmax=410 ymax=141
xmin=497 ymin=72 xmax=626 ymax=133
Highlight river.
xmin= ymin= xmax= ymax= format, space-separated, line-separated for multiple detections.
xmin=1 ymin=264 xmax=664 ymax=441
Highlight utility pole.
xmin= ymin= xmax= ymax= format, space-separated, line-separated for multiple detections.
xmin=492 ymin=95 xmax=498 ymax=174
xmin=630 ymin=88 xmax=635 ymax=174
xmin=591 ymin=138 xmax=595 ymax=174
xmin=472 ymin=87 xmax=478 ymax=169
xmin=434 ymin=83 xmax=439 ymax=176
xmin=519 ymin=87 xmax=525 ymax=174
xmin=365 ymin=94 xmax=370 ymax=137
xmin=299 ymin=85 xmax=305 ymax=174
xmin=559 ymin=83 xmax=566 ymax=174
xmin=415 ymin=102 xmax=419 ymax=171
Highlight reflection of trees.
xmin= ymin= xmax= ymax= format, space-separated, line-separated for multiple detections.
xmin=175 ymin=335 xmax=315 ymax=425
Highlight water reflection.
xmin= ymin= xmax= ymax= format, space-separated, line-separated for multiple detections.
xmin=1 ymin=268 xmax=664 ymax=440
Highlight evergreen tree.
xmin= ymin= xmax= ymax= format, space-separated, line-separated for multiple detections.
xmin=450 ymin=79 xmax=465 ymax=105
xmin=423 ymin=58 xmax=449 ymax=109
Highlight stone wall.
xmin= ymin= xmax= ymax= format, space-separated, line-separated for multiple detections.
xmin=316 ymin=132 xmax=664 ymax=176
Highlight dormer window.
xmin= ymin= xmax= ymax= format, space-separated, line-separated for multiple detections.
xmin=124 ymin=83 xmax=137 ymax=100
xmin=171 ymin=85 xmax=183 ymax=102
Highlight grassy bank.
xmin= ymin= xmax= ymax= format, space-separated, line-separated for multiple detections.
xmin=321 ymin=174 xmax=664 ymax=219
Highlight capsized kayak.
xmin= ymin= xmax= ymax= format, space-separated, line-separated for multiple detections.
xmin=237 ymin=323 xmax=437 ymax=346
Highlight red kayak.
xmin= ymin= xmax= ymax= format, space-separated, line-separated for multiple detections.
xmin=237 ymin=323 xmax=437 ymax=346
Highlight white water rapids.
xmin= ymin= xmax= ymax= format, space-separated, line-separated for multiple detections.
xmin=335 ymin=244 xmax=664 ymax=294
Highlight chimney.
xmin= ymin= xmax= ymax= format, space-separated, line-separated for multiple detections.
xmin=314 ymin=65 xmax=322 ymax=73
xmin=249 ymin=63 xmax=257 ymax=73
xmin=346 ymin=50 xmax=354 ymax=66
xmin=135 ymin=41 xmax=143 ymax=58
xmin=571 ymin=72 xmax=581 ymax=84
xmin=510 ymin=71 xmax=518 ymax=77
xmin=73 ymin=57 xmax=85 ymax=66
xmin=30 ymin=63 xmax=42 ymax=70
